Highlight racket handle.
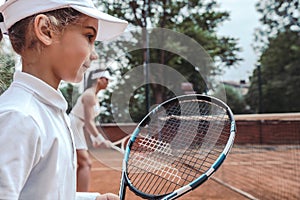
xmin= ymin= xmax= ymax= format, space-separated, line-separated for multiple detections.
xmin=119 ymin=172 xmax=127 ymax=200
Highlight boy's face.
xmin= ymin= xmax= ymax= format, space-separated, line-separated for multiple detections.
xmin=50 ymin=15 xmax=98 ymax=83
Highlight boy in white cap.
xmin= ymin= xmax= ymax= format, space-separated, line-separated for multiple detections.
xmin=69 ymin=69 xmax=113 ymax=192
xmin=0 ymin=0 xmax=127 ymax=199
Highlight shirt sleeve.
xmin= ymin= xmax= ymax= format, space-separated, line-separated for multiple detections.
xmin=0 ymin=111 xmax=42 ymax=199
xmin=76 ymin=192 xmax=100 ymax=200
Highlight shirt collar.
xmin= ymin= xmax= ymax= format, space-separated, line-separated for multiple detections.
xmin=13 ymin=71 xmax=68 ymax=112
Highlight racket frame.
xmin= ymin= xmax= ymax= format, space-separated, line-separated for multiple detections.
xmin=119 ymin=94 xmax=236 ymax=200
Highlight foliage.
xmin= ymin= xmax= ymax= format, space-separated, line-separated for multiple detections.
xmin=60 ymin=83 xmax=80 ymax=114
xmin=0 ymin=42 xmax=15 ymax=94
xmin=249 ymin=31 xmax=300 ymax=112
xmin=97 ymin=90 xmax=117 ymax=123
xmin=214 ymin=85 xmax=248 ymax=114
xmin=247 ymin=0 xmax=300 ymax=113
xmin=101 ymin=0 xmax=242 ymax=71
xmin=254 ymin=0 xmax=299 ymax=53
xmin=96 ymin=0 xmax=242 ymax=122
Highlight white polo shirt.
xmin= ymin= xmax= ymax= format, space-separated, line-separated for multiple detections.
xmin=0 ymin=72 xmax=99 ymax=200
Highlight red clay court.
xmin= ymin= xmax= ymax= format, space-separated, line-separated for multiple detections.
xmin=89 ymin=152 xmax=249 ymax=200
xmin=87 ymin=113 xmax=300 ymax=199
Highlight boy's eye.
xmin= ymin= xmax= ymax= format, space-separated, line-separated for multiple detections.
xmin=86 ymin=34 xmax=95 ymax=42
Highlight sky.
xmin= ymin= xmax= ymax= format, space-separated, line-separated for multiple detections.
xmin=217 ymin=0 xmax=261 ymax=83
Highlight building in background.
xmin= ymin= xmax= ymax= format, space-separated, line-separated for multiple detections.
xmin=222 ymin=80 xmax=249 ymax=96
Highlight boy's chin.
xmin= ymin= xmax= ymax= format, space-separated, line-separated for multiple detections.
xmin=66 ymin=74 xmax=84 ymax=84
xmin=70 ymin=68 xmax=87 ymax=83
xmin=72 ymin=75 xmax=84 ymax=83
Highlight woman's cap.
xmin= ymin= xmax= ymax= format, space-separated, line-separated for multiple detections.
xmin=0 ymin=0 xmax=128 ymax=41
xmin=91 ymin=70 xmax=112 ymax=80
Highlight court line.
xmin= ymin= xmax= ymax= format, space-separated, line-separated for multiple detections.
xmin=211 ymin=176 xmax=259 ymax=200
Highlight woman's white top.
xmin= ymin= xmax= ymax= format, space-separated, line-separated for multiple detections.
xmin=69 ymin=88 xmax=102 ymax=149
xmin=71 ymin=89 xmax=101 ymax=121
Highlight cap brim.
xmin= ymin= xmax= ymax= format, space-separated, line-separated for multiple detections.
xmin=72 ymin=5 xmax=128 ymax=41
xmin=91 ymin=70 xmax=113 ymax=80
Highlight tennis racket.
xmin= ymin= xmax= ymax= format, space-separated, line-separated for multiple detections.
xmin=119 ymin=94 xmax=236 ymax=199
xmin=90 ymin=130 xmax=130 ymax=154
xmin=107 ymin=135 xmax=130 ymax=154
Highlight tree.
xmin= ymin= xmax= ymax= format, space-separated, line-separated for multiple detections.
xmin=0 ymin=40 xmax=15 ymax=94
xmin=253 ymin=0 xmax=299 ymax=53
xmin=60 ymin=83 xmax=80 ymax=114
xmin=214 ymin=84 xmax=248 ymax=114
xmin=96 ymin=0 xmax=242 ymax=122
xmin=247 ymin=0 xmax=300 ymax=113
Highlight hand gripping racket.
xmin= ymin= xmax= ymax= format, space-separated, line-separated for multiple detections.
xmin=107 ymin=135 xmax=130 ymax=154
xmin=90 ymin=134 xmax=129 ymax=154
xmin=119 ymin=94 xmax=236 ymax=199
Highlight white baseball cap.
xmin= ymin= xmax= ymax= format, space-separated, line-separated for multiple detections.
xmin=0 ymin=0 xmax=128 ymax=41
xmin=91 ymin=70 xmax=112 ymax=80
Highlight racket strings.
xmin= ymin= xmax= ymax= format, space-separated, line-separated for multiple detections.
xmin=127 ymin=98 xmax=231 ymax=196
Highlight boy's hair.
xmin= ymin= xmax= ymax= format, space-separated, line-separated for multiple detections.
xmin=6 ymin=8 xmax=82 ymax=55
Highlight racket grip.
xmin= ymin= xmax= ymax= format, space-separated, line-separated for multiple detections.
xmin=119 ymin=172 xmax=127 ymax=200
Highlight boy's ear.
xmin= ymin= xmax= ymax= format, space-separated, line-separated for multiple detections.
xmin=33 ymin=14 xmax=53 ymax=45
